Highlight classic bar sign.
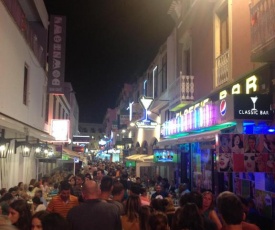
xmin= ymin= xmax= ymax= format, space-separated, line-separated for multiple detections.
xmin=233 ymin=94 xmax=273 ymax=120
xmin=48 ymin=15 xmax=66 ymax=94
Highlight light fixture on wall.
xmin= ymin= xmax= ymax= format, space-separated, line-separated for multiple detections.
xmin=33 ymin=139 xmax=42 ymax=154
xmin=0 ymin=129 xmax=10 ymax=158
xmin=15 ymin=136 xmax=32 ymax=157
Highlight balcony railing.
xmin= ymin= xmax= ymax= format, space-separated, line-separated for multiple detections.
xmin=216 ymin=50 xmax=229 ymax=87
xmin=168 ymin=73 xmax=194 ymax=111
xmin=2 ymin=0 xmax=46 ymax=68
xmin=250 ymin=0 xmax=275 ymax=61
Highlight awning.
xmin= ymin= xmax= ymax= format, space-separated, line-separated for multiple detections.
xmin=125 ymin=154 xmax=153 ymax=162
xmin=63 ymin=147 xmax=85 ymax=161
xmin=139 ymin=155 xmax=153 ymax=162
xmin=0 ymin=112 xmax=55 ymax=142
xmin=126 ymin=154 xmax=147 ymax=160
xmin=158 ymin=130 xmax=224 ymax=146
xmin=159 ymin=122 xmax=237 ymax=146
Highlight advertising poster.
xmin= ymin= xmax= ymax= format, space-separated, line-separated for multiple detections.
xmin=217 ymin=134 xmax=233 ymax=172
xmin=233 ymin=153 xmax=244 ymax=172
xmin=254 ymin=189 xmax=273 ymax=219
xmin=241 ymin=180 xmax=250 ymax=198
xmin=201 ymin=148 xmax=212 ymax=191
xmin=217 ymin=134 xmax=275 ymax=173
xmin=233 ymin=177 xmax=242 ymax=196
xmin=232 ymin=134 xmax=244 ymax=154
xmin=265 ymin=173 xmax=275 ymax=193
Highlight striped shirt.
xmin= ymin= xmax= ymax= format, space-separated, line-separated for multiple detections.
xmin=46 ymin=195 xmax=79 ymax=218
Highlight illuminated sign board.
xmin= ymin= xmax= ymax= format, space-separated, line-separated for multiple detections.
xmin=162 ymin=103 xmax=216 ymax=136
xmin=219 ymin=75 xmax=257 ymax=99
xmin=233 ymin=94 xmax=273 ymax=120
xmin=72 ymin=136 xmax=90 ymax=143
xmin=126 ymin=161 xmax=136 ymax=167
xmin=135 ymin=95 xmax=158 ymax=129
xmin=153 ymin=149 xmax=180 ymax=163
xmin=136 ymin=118 xmax=158 ymax=129
xmin=51 ymin=119 xmax=69 ymax=141
xmin=182 ymin=75 xmax=259 ymax=117
xmin=161 ymin=75 xmax=265 ymax=137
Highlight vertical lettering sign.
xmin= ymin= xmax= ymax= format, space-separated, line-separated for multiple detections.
xmin=48 ymin=15 xmax=66 ymax=94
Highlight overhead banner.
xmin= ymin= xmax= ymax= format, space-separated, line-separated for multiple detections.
xmin=48 ymin=15 xmax=66 ymax=94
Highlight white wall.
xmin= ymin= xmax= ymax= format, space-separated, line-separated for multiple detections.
xmin=0 ymin=2 xmax=47 ymax=188
xmin=0 ymin=2 xmax=47 ymax=132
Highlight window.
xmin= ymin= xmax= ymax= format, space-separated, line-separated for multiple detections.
xmin=53 ymin=96 xmax=57 ymax=119
xmin=180 ymin=32 xmax=192 ymax=76
xmin=215 ymin=4 xmax=230 ymax=87
xmin=23 ymin=65 xmax=28 ymax=105
xmin=144 ymin=78 xmax=148 ymax=96
xmin=153 ymin=66 xmax=158 ymax=98
xmin=62 ymin=108 xmax=65 ymax=119
xmin=183 ymin=49 xmax=191 ymax=75
xmin=165 ymin=110 xmax=170 ymax=122
xmin=161 ymin=54 xmax=167 ymax=92
xmin=58 ymin=103 xmax=62 ymax=119
xmin=219 ymin=7 xmax=229 ymax=54
xmin=45 ymin=94 xmax=49 ymax=123
xmin=165 ymin=109 xmax=176 ymax=121
xmin=148 ymin=72 xmax=153 ymax=97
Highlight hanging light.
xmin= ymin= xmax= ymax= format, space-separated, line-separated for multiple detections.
xmin=34 ymin=139 xmax=42 ymax=153
xmin=15 ymin=136 xmax=32 ymax=157
xmin=0 ymin=129 xmax=10 ymax=158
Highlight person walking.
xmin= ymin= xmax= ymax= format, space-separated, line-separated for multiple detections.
xmin=46 ymin=180 xmax=79 ymax=218
xmin=67 ymin=180 xmax=122 ymax=230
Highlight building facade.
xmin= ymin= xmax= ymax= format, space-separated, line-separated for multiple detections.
xmin=0 ymin=0 xmax=81 ymax=188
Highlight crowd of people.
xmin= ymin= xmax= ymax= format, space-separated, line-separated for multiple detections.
xmin=0 ymin=160 xmax=270 ymax=230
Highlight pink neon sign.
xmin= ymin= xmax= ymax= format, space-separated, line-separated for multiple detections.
xmin=162 ymin=104 xmax=217 ymax=137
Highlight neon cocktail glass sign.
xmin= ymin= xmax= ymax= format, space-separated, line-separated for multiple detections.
xmin=135 ymin=95 xmax=158 ymax=129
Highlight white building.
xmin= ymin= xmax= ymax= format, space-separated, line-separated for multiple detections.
xmin=0 ymin=0 xmax=80 ymax=188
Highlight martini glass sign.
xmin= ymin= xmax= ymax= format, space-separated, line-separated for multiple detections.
xmin=250 ymin=96 xmax=258 ymax=112
xmin=139 ymin=96 xmax=154 ymax=121
xmin=135 ymin=96 xmax=157 ymax=129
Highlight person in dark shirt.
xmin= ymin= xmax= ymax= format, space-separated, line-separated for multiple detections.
xmin=67 ymin=180 xmax=121 ymax=230
xmin=151 ymin=185 xmax=168 ymax=200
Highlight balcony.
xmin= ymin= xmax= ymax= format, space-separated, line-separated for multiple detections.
xmin=167 ymin=73 xmax=195 ymax=111
xmin=216 ymin=50 xmax=229 ymax=87
xmin=250 ymin=0 xmax=275 ymax=62
xmin=2 ymin=0 xmax=46 ymax=67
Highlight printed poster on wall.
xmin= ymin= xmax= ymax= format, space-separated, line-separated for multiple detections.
xmin=217 ymin=134 xmax=275 ymax=175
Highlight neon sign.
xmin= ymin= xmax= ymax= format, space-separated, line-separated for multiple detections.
xmin=136 ymin=119 xmax=158 ymax=129
xmin=219 ymin=75 xmax=257 ymax=100
xmin=135 ymin=95 xmax=158 ymax=129
xmin=162 ymin=103 xmax=215 ymax=137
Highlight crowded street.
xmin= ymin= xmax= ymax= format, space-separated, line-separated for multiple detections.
xmin=1 ymin=0 xmax=275 ymax=229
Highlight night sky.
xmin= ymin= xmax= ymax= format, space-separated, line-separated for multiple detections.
xmin=43 ymin=0 xmax=174 ymax=123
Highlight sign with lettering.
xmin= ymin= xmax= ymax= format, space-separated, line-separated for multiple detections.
xmin=182 ymin=75 xmax=259 ymax=117
xmin=233 ymin=94 xmax=273 ymax=120
xmin=72 ymin=136 xmax=90 ymax=143
xmin=136 ymin=118 xmax=158 ymax=129
xmin=219 ymin=75 xmax=258 ymax=99
xmin=48 ymin=15 xmax=66 ymax=94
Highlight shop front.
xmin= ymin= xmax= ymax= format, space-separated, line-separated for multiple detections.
xmin=160 ymin=71 xmax=275 ymax=221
